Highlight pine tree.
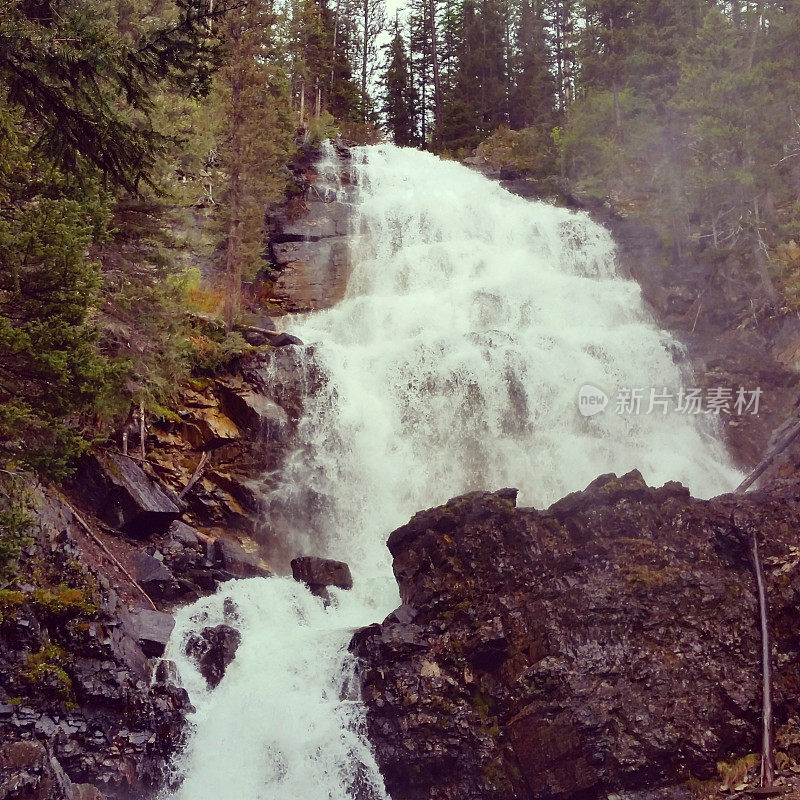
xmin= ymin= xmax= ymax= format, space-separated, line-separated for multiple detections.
xmin=434 ymin=0 xmax=506 ymax=150
xmin=214 ymin=0 xmax=295 ymax=328
xmin=0 ymin=0 xmax=226 ymax=192
xmin=0 ymin=104 xmax=114 ymax=475
xmin=356 ymin=0 xmax=387 ymax=121
xmin=382 ymin=18 xmax=418 ymax=145
xmin=510 ymin=0 xmax=555 ymax=128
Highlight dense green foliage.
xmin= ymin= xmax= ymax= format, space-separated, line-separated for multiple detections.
xmin=0 ymin=0 xmax=222 ymax=475
xmin=0 ymin=475 xmax=34 ymax=584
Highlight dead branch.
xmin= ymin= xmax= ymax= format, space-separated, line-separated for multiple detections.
xmin=47 ymin=487 xmax=157 ymax=611
xmin=733 ymin=414 xmax=800 ymax=787
xmin=749 ymin=527 xmax=775 ymax=787
xmin=178 ymin=451 xmax=209 ymax=500
xmin=736 ymin=417 xmax=800 ymax=492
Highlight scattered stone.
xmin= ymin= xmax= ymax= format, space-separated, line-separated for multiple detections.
xmin=168 ymin=520 xmax=202 ymax=547
xmin=131 ymin=552 xmax=174 ymax=599
xmin=213 ymin=538 xmax=269 ymax=578
xmin=185 ymin=624 xmax=242 ymax=688
xmin=129 ymin=609 xmax=175 ymax=658
xmin=291 ymin=556 xmax=353 ymax=596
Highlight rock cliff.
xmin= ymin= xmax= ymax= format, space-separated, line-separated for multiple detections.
xmin=267 ymin=141 xmax=355 ymax=313
xmin=0 ymin=490 xmax=189 ymax=800
xmin=352 ymin=472 xmax=800 ymax=800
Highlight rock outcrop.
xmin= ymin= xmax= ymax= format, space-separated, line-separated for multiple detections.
xmin=291 ymin=556 xmax=353 ymax=596
xmin=267 ymin=141 xmax=355 ymax=313
xmin=0 ymin=491 xmax=189 ymax=799
xmin=184 ymin=624 xmax=241 ymax=689
xmin=78 ymin=454 xmax=182 ymax=537
xmin=352 ymin=472 xmax=800 ymax=800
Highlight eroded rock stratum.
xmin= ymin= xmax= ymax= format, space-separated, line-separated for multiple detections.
xmin=352 ymin=472 xmax=800 ymax=800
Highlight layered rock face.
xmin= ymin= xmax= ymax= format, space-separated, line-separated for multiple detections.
xmin=352 ymin=472 xmax=800 ymax=800
xmin=0 ymin=340 xmax=313 ymax=798
xmin=268 ymin=141 xmax=355 ymax=313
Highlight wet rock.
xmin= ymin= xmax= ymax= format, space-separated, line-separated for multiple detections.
xmin=265 ymin=331 xmax=303 ymax=348
xmin=185 ymin=624 xmax=241 ymax=689
xmin=218 ymin=385 xmax=290 ymax=438
xmin=274 ymin=199 xmax=351 ymax=240
xmin=213 ymin=538 xmax=270 ymax=578
xmin=291 ymin=556 xmax=353 ymax=596
xmin=78 ymin=453 xmax=181 ymax=537
xmin=240 ymin=323 xmax=276 ymax=346
xmin=352 ymin=474 xmax=800 ymax=800
xmin=153 ymin=659 xmax=179 ymax=685
xmin=129 ymin=609 xmax=175 ymax=657
xmin=271 ymin=238 xmax=351 ymax=313
xmin=240 ymin=348 xmax=308 ymax=425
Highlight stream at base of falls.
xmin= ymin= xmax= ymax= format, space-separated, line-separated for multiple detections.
xmin=161 ymin=143 xmax=741 ymax=800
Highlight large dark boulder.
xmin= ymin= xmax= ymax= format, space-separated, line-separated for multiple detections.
xmin=185 ymin=624 xmax=241 ymax=689
xmin=351 ymin=472 xmax=800 ymax=800
xmin=77 ymin=453 xmax=181 ymax=536
xmin=291 ymin=556 xmax=353 ymax=596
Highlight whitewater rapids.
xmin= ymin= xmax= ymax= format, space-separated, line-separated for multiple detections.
xmin=161 ymin=143 xmax=741 ymax=800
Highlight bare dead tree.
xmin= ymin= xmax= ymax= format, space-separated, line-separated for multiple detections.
xmin=734 ymin=413 xmax=800 ymax=786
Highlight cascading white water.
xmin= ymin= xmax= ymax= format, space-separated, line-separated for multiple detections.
xmin=162 ymin=143 xmax=742 ymax=800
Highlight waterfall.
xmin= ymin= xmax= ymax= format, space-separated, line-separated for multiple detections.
xmin=162 ymin=143 xmax=741 ymax=800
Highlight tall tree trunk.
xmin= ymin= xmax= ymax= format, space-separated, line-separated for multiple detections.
xmin=745 ymin=0 xmax=762 ymax=70
xmin=428 ymin=0 xmax=441 ymax=121
xmin=362 ymin=0 xmax=368 ymax=121
xmin=751 ymin=528 xmax=775 ymax=787
xmin=331 ymin=0 xmax=339 ymax=91
xmin=554 ymin=0 xmax=565 ymax=111
xmin=752 ymin=200 xmax=780 ymax=308
xmin=223 ymin=169 xmax=241 ymax=329
xmin=223 ymin=19 xmax=244 ymax=330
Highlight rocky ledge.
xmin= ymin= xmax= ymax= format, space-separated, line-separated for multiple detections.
xmin=351 ymin=471 xmax=800 ymax=800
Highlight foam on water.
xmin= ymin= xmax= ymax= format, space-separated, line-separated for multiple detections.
xmin=162 ymin=143 xmax=741 ymax=800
